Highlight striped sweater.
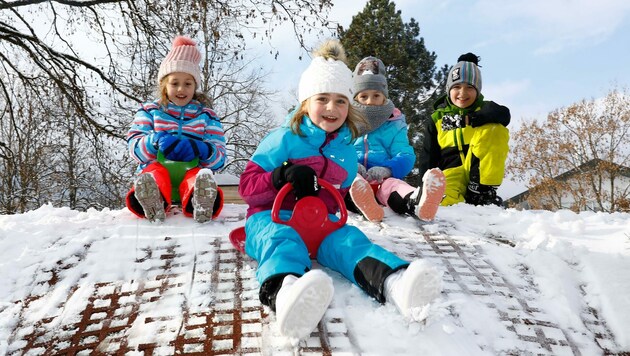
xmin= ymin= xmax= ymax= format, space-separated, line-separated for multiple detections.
xmin=126 ymin=100 xmax=226 ymax=172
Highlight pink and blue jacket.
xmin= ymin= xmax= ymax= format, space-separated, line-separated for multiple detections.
xmin=126 ymin=99 xmax=226 ymax=173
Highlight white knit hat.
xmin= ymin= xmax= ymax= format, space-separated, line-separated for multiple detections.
xmin=298 ymin=40 xmax=354 ymax=102
xmin=158 ymin=36 xmax=202 ymax=86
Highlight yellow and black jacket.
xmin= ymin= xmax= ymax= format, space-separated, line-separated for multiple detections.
xmin=418 ymin=94 xmax=510 ymax=205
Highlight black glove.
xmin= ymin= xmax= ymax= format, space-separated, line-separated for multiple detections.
xmin=272 ymin=162 xmax=319 ymax=199
xmin=468 ymin=101 xmax=511 ymax=128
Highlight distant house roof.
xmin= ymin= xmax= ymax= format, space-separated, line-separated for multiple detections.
xmin=505 ymin=159 xmax=630 ymax=205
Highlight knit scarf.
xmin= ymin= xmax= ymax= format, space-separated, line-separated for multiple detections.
xmin=353 ymin=99 xmax=395 ymax=136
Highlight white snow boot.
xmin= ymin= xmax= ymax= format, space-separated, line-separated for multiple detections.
xmin=134 ymin=173 xmax=165 ymax=222
xmin=385 ymin=260 xmax=443 ymax=318
xmin=192 ymin=169 xmax=218 ymax=223
xmin=275 ymin=270 xmax=334 ymax=340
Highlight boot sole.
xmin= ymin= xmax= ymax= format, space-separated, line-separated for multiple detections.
xmin=276 ymin=270 xmax=334 ymax=340
xmin=417 ymin=169 xmax=446 ymax=221
xmin=349 ymin=178 xmax=384 ymax=222
xmin=134 ymin=174 xmax=165 ymax=222
xmin=192 ymin=169 xmax=218 ymax=223
xmin=398 ymin=260 xmax=443 ymax=317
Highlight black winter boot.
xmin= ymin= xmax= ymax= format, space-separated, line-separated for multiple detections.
xmin=465 ymin=182 xmax=503 ymax=207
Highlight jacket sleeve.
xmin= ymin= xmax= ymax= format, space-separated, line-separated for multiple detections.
xmin=126 ymin=107 xmax=158 ymax=164
xmin=238 ymin=161 xmax=278 ymax=207
xmin=417 ymin=117 xmax=440 ymax=179
xmin=470 ymin=101 xmax=511 ymax=127
xmin=380 ymin=122 xmax=416 ymax=179
xmin=238 ymin=130 xmax=288 ymax=207
xmin=199 ymin=108 xmax=227 ymax=170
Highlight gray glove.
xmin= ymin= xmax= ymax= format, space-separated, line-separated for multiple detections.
xmin=366 ymin=166 xmax=392 ymax=183
xmin=357 ymin=163 xmax=367 ymax=178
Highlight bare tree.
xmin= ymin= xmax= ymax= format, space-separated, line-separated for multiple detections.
xmin=0 ymin=0 xmax=336 ymax=212
xmin=507 ymin=87 xmax=630 ymax=212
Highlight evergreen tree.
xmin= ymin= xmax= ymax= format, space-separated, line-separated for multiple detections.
xmin=339 ymin=0 xmax=448 ymax=182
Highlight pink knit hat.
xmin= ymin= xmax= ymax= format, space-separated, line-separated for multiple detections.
xmin=157 ymin=36 xmax=202 ymax=86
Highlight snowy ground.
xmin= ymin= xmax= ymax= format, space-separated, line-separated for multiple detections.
xmin=0 ymin=202 xmax=629 ymax=355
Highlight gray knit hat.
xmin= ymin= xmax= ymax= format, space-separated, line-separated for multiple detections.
xmin=353 ymin=56 xmax=388 ymax=98
xmin=446 ymin=52 xmax=482 ymax=93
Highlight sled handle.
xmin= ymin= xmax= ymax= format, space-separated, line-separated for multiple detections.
xmin=271 ymin=178 xmax=347 ymax=226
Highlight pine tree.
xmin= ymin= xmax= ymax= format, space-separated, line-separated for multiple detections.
xmin=339 ymin=0 xmax=448 ymax=182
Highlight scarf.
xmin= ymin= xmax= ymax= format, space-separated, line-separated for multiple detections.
xmin=353 ymin=99 xmax=395 ymax=136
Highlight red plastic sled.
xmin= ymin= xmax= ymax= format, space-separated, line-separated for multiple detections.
xmin=229 ymin=179 xmax=347 ymax=258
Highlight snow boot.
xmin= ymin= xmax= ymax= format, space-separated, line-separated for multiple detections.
xmin=405 ymin=168 xmax=446 ymax=221
xmin=465 ymin=182 xmax=503 ymax=207
xmin=349 ymin=176 xmax=384 ymax=222
xmin=192 ymin=169 xmax=218 ymax=223
xmin=385 ymin=260 xmax=443 ymax=318
xmin=275 ymin=270 xmax=334 ymax=340
xmin=134 ymin=173 xmax=166 ymax=222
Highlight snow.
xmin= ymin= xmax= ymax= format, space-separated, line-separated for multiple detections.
xmin=1 ymin=203 xmax=629 ymax=354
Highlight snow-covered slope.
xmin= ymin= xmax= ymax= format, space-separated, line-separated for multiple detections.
xmin=0 ymin=203 xmax=628 ymax=354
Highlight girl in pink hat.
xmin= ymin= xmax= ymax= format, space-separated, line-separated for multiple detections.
xmin=125 ymin=36 xmax=227 ymax=223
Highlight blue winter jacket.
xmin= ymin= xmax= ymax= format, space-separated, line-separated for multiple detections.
xmin=239 ymin=113 xmax=358 ymax=217
xmin=353 ymin=108 xmax=415 ymax=179
xmin=126 ymin=100 xmax=226 ymax=173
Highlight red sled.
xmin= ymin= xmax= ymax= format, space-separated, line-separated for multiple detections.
xmin=229 ymin=179 xmax=347 ymax=258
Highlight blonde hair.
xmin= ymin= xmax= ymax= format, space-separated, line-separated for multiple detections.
xmin=157 ymin=75 xmax=211 ymax=107
xmin=288 ymin=98 xmax=366 ymax=140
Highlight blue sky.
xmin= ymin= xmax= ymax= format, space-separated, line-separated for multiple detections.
xmin=252 ymin=0 xmax=630 ymax=197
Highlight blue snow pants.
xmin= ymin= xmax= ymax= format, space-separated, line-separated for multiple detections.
xmin=245 ymin=210 xmax=409 ymax=303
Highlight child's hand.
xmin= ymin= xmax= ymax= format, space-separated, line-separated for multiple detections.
xmin=358 ymin=163 xmax=367 ymax=178
xmin=189 ymin=139 xmax=213 ymax=160
xmin=151 ymin=131 xmax=168 ymax=150
xmin=366 ymin=166 xmax=392 ymax=183
xmin=159 ymin=135 xmax=196 ymax=161
xmin=468 ymin=101 xmax=511 ymax=128
xmin=272 ymin=162 xmax=319 ymax=199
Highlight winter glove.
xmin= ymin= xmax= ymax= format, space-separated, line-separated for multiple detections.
xmin=158 ymin=135 xmax=196 ymax=161
xmin=272 ymin=162 xmax=319 ymax=199
xmin=357 ymin=163 xmax=367 ymax=178
xmin=189 ymin=139 xmax=213 ymax=160
xmin=150 ymin=131 xmax=168 ymax=150
xmin=441 ymin=113 xmax=465 ymax=131
xmin=366 ymin=166 xmax=392 ymax=183
xmin=468 ymin=101 xmax=511 ymax=128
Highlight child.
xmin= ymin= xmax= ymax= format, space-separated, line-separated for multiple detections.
xmin=238 ymin=40 xmax=442 ymax=341
xmin=347 ymin=56 xmax=446 ymax=223
xmin=418 ymin=53 xmax=510 ymax=206
xmin=126 ymin=36 xmax=227 ymax=222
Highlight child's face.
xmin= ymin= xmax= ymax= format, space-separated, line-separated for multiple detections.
xmin=356 ymin=89 xmax=386 ymax=106
xmin=449 ymin=83 xmax=477 ymax=109
xmin=306 ymin=93 xmax=349 ymax=133
xmin=165 ymin=72 xmax=196 ymax=106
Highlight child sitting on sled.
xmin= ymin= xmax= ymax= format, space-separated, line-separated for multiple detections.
xmin=238 ymin=39 xmax=443 ymax=341
xmin=346 ymin=56 xmax=445 ymax=223
xmin=126 ymin=36 xmax=227 ymax=223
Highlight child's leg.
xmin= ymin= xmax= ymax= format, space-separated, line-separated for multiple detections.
xmin=180 ymin=168 xmax=223 ymax=221
xmin=377 ymin=175 xmax=445 ymax=221
xmin=126 ymin=163 xmax=172 ymax=221
xmin=376 ymin=177 xmax=415 ymax=208
xmin=246 ymin=211 xmax=332 ymax=340
xmin=465 ymin=123 xmax=510 ymax=187
xmin=441 ymin=165 xmax=467 ymax=206
xmin=317 ymin=223 xmax=408 ymax=303
xmin=244 ymin=211 xmax=313 ymax=308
